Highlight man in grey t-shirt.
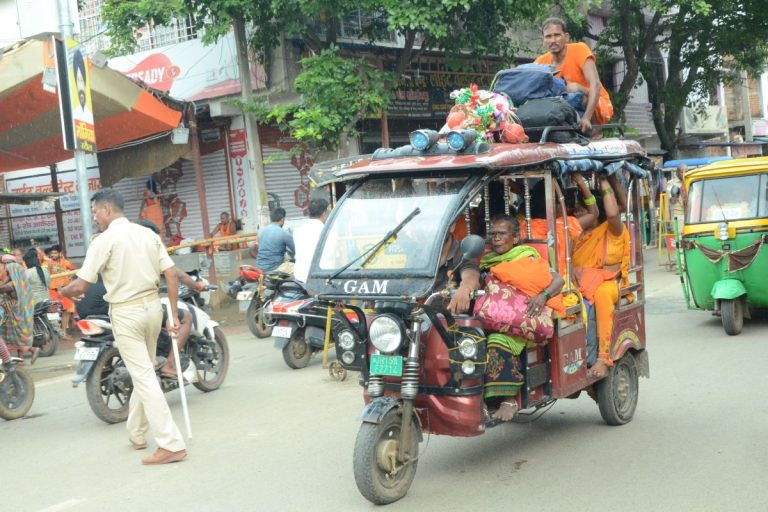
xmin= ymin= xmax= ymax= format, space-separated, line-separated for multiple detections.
xmin=255 ymin=208 xmax=295 ymax=272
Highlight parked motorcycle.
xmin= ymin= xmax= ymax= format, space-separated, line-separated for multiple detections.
xmin=72 ymin=284 xmax=229 ymax=424
xmin=32 ymin=299 xmax=60 ymax=357
xmin=0 ymin=358 xmax=35 ymax=420
xmin=266 ymin=278 xmax=334 ymax=369
xmin=227 ymin=266 xmax=292 ymax=339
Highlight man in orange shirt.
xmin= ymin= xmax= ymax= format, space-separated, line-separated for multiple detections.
xmin=534 ymin=17 xmax=614 ymax=133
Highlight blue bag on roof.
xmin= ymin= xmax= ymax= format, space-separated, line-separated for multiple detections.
xmin=491 ymin=64 xmax=566 ymax=106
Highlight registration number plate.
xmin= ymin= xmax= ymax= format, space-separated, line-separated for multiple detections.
xmin=74 ymin=347 xmax=100 ymax=361
xmin=272 ymin=325 xmax=292 ymax=338
xmin=237 ymin=290 xmax=255 ymax=301
xmin=46 ymin=313 xmax=61 ymax=322
xmin=369 ymin=354 xmax=403 ymax=377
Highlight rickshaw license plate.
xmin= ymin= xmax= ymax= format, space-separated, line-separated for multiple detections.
xmin=74 ymin=347 xmax=100 ymax=361
xmin=370 ymin=354 xmax=403 ymax=376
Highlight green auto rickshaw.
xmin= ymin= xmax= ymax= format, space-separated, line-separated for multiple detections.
xmin=677 ymin=156 xmax=768 ymax=335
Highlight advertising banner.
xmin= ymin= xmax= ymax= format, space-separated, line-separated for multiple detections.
xmin=109 ymin=31 xmax=266 ymax=101
xmin=227 ymin=129 xmax=254 ymax=223
xmin=67 ymin=38 xmax=96 ymax=152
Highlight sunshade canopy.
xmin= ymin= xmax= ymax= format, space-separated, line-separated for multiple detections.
xmin=0 ymin=39 xmax=182 ymax=173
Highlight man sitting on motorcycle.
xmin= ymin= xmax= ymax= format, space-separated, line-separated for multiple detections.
xmin=136 ymin=220 xmax=205 ymax=378
xmin=448 ymin=215 xmax=565 ymax=421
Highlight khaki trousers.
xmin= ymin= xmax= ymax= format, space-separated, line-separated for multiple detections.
xmin=110 ymin=298 xmax=186 ymax=452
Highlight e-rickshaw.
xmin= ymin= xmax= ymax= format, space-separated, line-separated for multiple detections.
xmin=658 ymin=157 xmax=732 ymax=269
xmin=677 ymin=156 xmax=768 ymax=335
xmin=306 ymin=132 xmax=651 ymax=504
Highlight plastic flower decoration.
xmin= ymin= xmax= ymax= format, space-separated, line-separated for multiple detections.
xmin=445 ymin=84 xmax=525 ymax=143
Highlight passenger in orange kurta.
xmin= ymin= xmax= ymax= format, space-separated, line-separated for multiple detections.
xmin=534 ymin=17 xmax=614 ymax=132
xmin=139 ymin=178 xmax=164 ymax=234
xmin=571 ymin=174 xmax=630 ymax=379
xmin=45 ymin=245 xmax=76 ymax=333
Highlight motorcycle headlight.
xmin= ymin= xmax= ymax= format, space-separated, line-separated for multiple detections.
xmin=461 ymin=361 xmax=476 ymax=375
xmin=338 ymin=330 xmax=356 ymax=350
xmin=458 ymin=338 xmax=477 ymax=358
xmin=369 ymin=314 xmax=404 ymax=354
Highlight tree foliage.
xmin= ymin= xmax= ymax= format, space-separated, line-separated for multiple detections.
xmin=588 ymin=0 xmax=768 ymax=155
xmin=101 ymin=0 xmax=580 ymax=153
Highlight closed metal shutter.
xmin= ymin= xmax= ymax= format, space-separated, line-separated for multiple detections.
xmin=262 ymin=147 xmax=307 ymax=222
xmin=111 ymin=149 xmax=232 ymax=242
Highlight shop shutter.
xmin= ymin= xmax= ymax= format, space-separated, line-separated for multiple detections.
xmin=262 ymin=147 xmax=307 ymax=222
xmin=111 ymin=149 xmax=232 ymax=243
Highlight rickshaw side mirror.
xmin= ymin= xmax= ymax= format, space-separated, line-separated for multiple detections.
xmin=460 ymin=235 xmax=485 ymax=259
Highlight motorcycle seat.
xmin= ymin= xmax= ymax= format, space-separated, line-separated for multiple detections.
xmin=34 ymin=300 xmax=56 ymax=313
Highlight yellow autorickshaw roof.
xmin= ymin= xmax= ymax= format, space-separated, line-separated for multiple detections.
xmin=684 ymin=156 xmax=768 ymax=188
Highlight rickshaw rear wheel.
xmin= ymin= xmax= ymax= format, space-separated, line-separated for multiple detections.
xmin=597 ymin=352 xmax=638 ymax=426
xmin=353 ymin=408 xmax=419 ymax=505
xmin=721 ymin=298 xmax=744 ymax=336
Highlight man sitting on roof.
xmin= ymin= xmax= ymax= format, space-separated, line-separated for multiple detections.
xmin=534 ymin=17 xmax=614 ymax=133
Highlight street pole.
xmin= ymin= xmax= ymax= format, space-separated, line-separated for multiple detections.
xmin=57 ymin=0 xmax=93 ymax=247
xmin=232 ymin=16 xmax=270 ymax=230
xmin=742 ymin=71 xmax=754 ymax=142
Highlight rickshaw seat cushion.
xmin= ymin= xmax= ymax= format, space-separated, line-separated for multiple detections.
xmin=473 ymin=277 xmax=554 ymax=343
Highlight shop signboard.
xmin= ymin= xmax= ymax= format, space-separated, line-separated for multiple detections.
xmin=387 ymin=71 xmax=496 ymax=119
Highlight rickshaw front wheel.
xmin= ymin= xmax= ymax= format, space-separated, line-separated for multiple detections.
xmin=721 ymin=298 xmax=744 ymax=336
xmin=353 ymin=408 xmax=419 ymax=505
xmin=597 ymin=352 xmax=639 ymax=426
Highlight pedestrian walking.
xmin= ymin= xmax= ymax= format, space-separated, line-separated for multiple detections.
xmin=61 ymin=189 xmax=187 ymax=465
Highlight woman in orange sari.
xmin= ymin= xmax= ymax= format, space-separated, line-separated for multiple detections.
xmin=571 ymin=174 xmax=630 ymax=379
xmin=519 ymin=174 xmax=597 ymax=277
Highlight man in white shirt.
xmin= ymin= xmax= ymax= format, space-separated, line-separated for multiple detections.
xmin=293 ymin=198 xmax=330 ymax=283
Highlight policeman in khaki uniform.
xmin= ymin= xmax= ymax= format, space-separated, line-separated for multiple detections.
xmin=62 ymin=190 xmax=187 ymax=465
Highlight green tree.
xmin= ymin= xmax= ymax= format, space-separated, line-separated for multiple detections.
xmin=586 ymin=0 xmax=768 ymax=155
xmin=101 ymin=0 xmax=579 ymax=153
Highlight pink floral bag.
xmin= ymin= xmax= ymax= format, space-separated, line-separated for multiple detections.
xmin=472 ymin=276 xmax=554 ymax=343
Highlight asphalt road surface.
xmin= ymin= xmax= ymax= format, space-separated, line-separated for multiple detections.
xmin=7 ymin=252 xmax=768 ymax=512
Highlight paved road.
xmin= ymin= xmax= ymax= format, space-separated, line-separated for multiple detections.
xmin=7 ymin=253 xmax=768 ymax=512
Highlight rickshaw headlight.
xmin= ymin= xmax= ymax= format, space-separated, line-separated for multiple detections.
xmin=369 ymin=314 xmax=404 ymax=353
xmin=446 ymin=129 xmax=477 ymax=151
xmin=461 ymin=361 xmax=476 ymax=375
xmin=458 ymin=338 xmax=477 ymax=358
xmin=409 ymin=129 xmax=438 ymax=151
xmin=341 ymin=351 xmax=356 ymax=365
xmin=338 ymin=330 xmax=356 ymax=350
xmin=717 ymin=222 xmax=729 ymax=241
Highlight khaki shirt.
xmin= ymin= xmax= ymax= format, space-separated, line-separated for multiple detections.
xmin=77 ymin=217 xmax=174 ymax=304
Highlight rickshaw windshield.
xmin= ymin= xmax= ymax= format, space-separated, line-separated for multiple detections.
xmin=687 ymin=174 xmax=768 ymax=223
xmin=317 ymin=176 xmax=471 ymax=275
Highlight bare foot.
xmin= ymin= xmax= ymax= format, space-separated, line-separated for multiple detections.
xmin=491 ymin=401 xmax=518 ymax=422
xmin=588 ymin=360 xmax=609 ymax=379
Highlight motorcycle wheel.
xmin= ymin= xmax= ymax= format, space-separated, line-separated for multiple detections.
xmin=597 ymin=352 xmax=639 ymax=426
xmin=193 ymin=327 xmax=230 ymax=392
xmin=353 ymin=408 xmax=420 ymax=505
xmin=246 ymin=298 xmax=273 ymax=338
xmin=0 ymin=365 xmax=35 ymax=420
xmin=34 ymin=317 xmax=60 ymax=358
xmin=86 ymin=346 xmax=132 ymax=424
xmin=282 ymin=328 xmax=312 ymax=369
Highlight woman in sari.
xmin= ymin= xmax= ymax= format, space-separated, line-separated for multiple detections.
xmin=449 ymin=215 xmax=565 ymax=421
xmin=0 ymin=254 xmax=36 ymax=364
xmin=519 ymin=174 xmax=597 ymax=277
xmin=571 ymin=174 xmax=630 ymax=379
